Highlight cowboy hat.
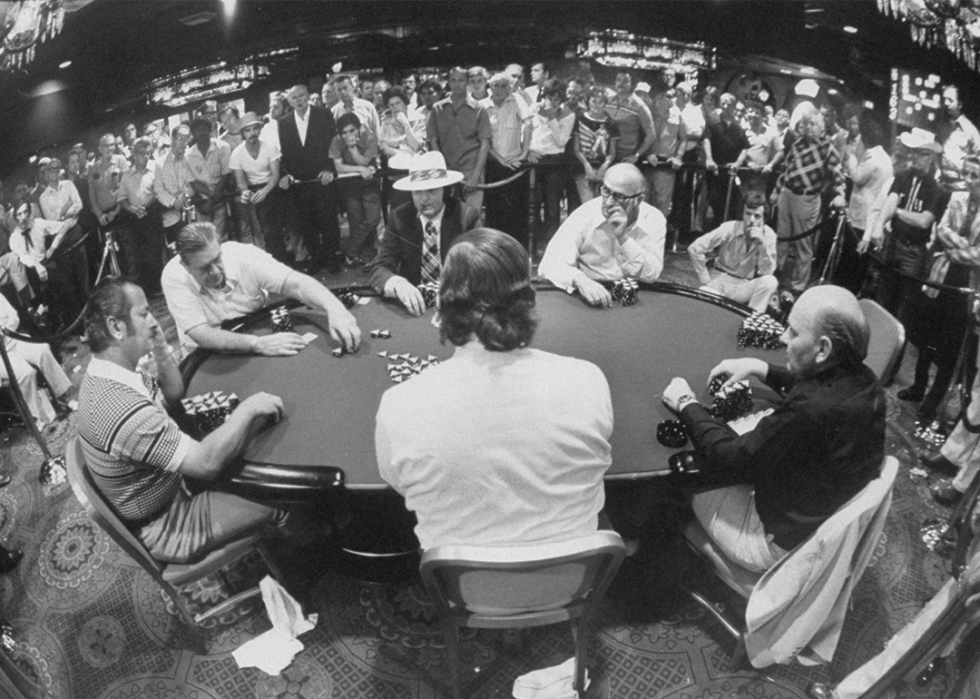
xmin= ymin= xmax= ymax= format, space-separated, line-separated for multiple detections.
xmin=393 ymin=151 xmax=465 ymax=191
xmin=898 ymin=127 xmax=943 ymax=154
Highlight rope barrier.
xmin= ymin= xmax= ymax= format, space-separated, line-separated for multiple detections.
xmin=866 ymin=252 xmax=976 ymax=296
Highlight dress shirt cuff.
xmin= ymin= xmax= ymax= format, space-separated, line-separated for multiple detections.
xmin=383 ymin=275 xmax=406 ymax=297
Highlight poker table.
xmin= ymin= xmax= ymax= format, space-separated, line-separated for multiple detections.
xmin=180 ymin=282 xmax=782 ymax=498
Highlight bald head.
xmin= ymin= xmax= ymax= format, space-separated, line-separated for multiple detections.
xmin=603 ymin=163 xmax=646 ymax=197
xmin=795 ymin=285 xmax=869 ymax=367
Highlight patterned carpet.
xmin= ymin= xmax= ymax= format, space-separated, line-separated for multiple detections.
xmin=0 ymin=253 xmax=969 ymax=699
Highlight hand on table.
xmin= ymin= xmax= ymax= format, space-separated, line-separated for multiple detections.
xmin=391 ymin=277 xmax=426 ymax=316
xmin=240 ymin=392 xmax=284 ymax=425
xmin=573 ymin=276 xmax=612 ymax=308
xmin=254 ymin=332 xmax=309 ymax=356
xmin=329 ymin=308 xmax=361 ymax=352
xmin=662 ymin=377 xmax=696 ymax=414
xmin=707 ymin=358 xmax=768 ymax=389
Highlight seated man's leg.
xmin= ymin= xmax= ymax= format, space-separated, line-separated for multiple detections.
xmin=141 ymin=489 xmax=287 ymax=564
xmin=0 ymin=253 xmax=35 ymax=308
xmin=702 ymin=272 xmax=777 ymax=312
xmin=691 ymin=485 xmax=785 ymax=573
xmin=12 ymin=339 xmax=72 ymax=401
xmin=0 ymin=352 xmax=56 ymax=426
xmin=746 ymin=274 xmax=778 ymax=312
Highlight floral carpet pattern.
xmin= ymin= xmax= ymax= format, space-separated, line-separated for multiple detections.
xmin=0 ymin=257 xmax=970 ymax=698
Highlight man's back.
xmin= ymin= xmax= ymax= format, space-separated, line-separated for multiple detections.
xmin=376 ymin=345 xmax=612 ymax=550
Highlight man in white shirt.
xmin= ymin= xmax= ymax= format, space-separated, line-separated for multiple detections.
xmin=938 ymin=84 xmax=980 ymax=188
xmin=161 ymin=222 xmax=360 ymax=356
xmin=331 ymin=73 xmax=381 ymax=141
xmin=230 ymin=112 xmax=282 ymax=256
xmin=539 ymin=163 xmax=666 ymax=307
xmin=376 ymin=228 xmax=612 ymax=550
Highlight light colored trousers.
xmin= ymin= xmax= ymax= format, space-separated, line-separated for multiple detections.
xmin=700 ymin=272 xmax=778 ymax=313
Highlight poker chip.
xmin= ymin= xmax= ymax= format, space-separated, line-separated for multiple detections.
xmin=736 ymin=312 xmax=785 ymax=349
xmin=332 ymin=347 xmax=346 ymax=357
xmin=708 ymin=380 xmax=753 ymax=422
xmin=382 ymin=350 xmax=442 ymax=383
xmin=707 ymin=372 xmax=731 ymax=397
xmin=270 ymin=307 xmax=294 ymax=333
xmin=338 ymin=292 xmax=361 ymax=308
xmin=913 ymin=420 xmax=948 ymax=448
xmin=656 ymin=420 xmax=688 ymax=448
xmin=181 ymin=390 xmax=241 ymax=435
xmin=418 ymin=282 xmax=439 ymax=309
xmin=370 ymin=329 xmax=392 ymax=339
xmin=610 ymin=278 xmax=639 ymax=306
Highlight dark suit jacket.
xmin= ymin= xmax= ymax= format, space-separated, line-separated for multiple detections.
xmin=369 ymin=197 xmax=480 ymax=291
xmin=277 ymin=107 xmax=337 ymax=181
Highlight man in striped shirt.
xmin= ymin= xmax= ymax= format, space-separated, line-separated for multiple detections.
xmin=77 ymin=277 xmax=291 ymax=564
xmin=770 ymin=105 xmax=846 ymax=293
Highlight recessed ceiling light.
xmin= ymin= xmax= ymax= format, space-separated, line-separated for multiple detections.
xmin=180 ymin=11 xmax=216 ymax=26
xmin=59 ymin=60 xmax=71 ymax=69
xmin=843 ymin=25 xmax=858 ymax=34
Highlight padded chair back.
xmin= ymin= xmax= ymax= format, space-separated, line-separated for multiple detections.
xmin=859 ymin=298 xmax=905 ymax=382
xmin=421 ymin=531 xmax=625 ymax=628
xmin=65 ymin=436 xmax=167 ymax=577
xmin=685 ymin=456 xmax=899 ymax=668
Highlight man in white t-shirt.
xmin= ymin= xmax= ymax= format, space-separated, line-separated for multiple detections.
xmin=230 ymin=112 xmax=283 ymax=258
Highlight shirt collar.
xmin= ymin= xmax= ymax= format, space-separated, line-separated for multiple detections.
xmin=86 ymin=356 xmax=151 ymax=399
xmin=184 ymin=244 xmax=241 ymax=296
xmin=419 ymin=205 xmax=446 ymax=231
xmin=294 ymin=108 xmax=309 ymax=124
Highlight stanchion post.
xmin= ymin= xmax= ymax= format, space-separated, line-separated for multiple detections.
xmin=526 ymin=164 xmax=537 ymax=276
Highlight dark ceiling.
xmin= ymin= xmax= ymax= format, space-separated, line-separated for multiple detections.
xmin=0 ymin=0 xmax=976 ymax=174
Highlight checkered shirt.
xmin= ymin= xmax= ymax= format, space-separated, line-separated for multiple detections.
xmin=77 ymin=367 xmax=188 ymax=524
xmin=776 ymin=136 xmax=845 ymax=200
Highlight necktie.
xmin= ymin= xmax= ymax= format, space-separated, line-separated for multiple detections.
xmin=421 ymin=220 xmax=440 ymax=285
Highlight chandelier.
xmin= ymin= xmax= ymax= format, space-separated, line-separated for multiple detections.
xmin=0 ymin=0 xmax=65 ymax=71
xmin=877 ymin=0 xmax=980 ymax=70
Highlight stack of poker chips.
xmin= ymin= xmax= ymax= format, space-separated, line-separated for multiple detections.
xmin=270 ymin=307 xmax=294 ymax=333
xmin=656 ymin=419 xmax=688 ymax=448
xmin=338 ymin=292 xmax=361 ymax=309
xmin=736 ymin=312 xmax=785 ymax=349
xmin=181 ymin=391 xmax=240 ymax=435
xmin=611 ymin=278 xmax=639 ymax=306
xmin=913 ymin=420 xmax=948 ymax=448
xmin=707 ymin=380 xmax=754 ymax=422
xmin=418 ymin=282 xmax=440 ymax=309
xmin=380 ymin=351 xmax=440 ymax=383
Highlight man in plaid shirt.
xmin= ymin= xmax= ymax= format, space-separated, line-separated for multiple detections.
xmin=770 ymin=105 xmax=846 ymax=293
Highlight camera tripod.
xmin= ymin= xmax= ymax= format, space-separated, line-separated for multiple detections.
xmin=95 ymin=225 xmax=122 ymax=284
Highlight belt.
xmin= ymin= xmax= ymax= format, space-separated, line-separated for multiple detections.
xmin=716 ymin=267 xmax=752 ymax=281
xmin=785 ymin=185 xmax=819 ymax=196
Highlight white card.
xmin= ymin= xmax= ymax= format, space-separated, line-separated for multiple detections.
xmin=302 ymin=333 xmax=317 ymax=343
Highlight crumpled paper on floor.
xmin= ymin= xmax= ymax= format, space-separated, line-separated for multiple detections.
xmin=512 ymin=657 xmax=588 ymax=699
xmin=231 ymin=576 xmax=318 ymax=675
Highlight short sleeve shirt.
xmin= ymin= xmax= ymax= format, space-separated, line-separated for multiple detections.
xmin=426 ymin=95 xmax=493 ymax=175
xmin=161 ymin=241 xmax=293 ymax=351
xmin=577 ymin=112 xmax=619 ymax=165
xmin=229 ymin=139 xmax=281 ymax=186
xmin=185 ymin=140 xmax=232 ymax=188
xmin=889 ymin=171 xmax=946 ymax=245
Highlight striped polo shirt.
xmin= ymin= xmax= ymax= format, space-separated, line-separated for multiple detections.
xmin=77 ymin=357 xmax=193 ymax=525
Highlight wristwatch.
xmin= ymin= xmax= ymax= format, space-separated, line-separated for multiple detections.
xmin=676 ymin=394 xmax=697 ymax=410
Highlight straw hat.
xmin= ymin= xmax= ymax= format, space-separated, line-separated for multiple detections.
xmin=393 ymin=151 xmax=465 ymax=191
xmin=240 ymin=112 xmax=263 ymax=130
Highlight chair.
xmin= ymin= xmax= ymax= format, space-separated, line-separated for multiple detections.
xmin=65 ymin=437 xmax=283 ymax=653
xmin=859 ymin=298 xmax=906 ymax=382
xmin=419 ymin=531 xmax=626 ymax=699
xmin=684 ymin=456 xmax=899 ymax=668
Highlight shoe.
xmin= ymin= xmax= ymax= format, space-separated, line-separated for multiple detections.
xmin=920 ymin=453 xmax=959 ymax=477
xmin=807 ymin=682 xmax=836 ymax=699
xmin=0 ymin=474 xmax=9 ymax=488
xmin=898 ymin=385 xmax=926 ymax=401
xmin=932 ymin=479 xmax=963 ymax=506
xmin=0 ymin=548 xmax=23 ymax=574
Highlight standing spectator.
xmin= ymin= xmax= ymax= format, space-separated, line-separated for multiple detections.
xmin=332 ymin=73 xmax=381 ymax=140
xmin=415 ymin=79 xmax=442 ymax=123
xmin=645 ymin=88 xmax=686 ymax=220
xmin=704 ymin=93 xmax=750 ymax=227
xmin=505 ymin=63 xmax=533 ymax=106
xmin=37 ymin=158 xmax=89 ymax=322
xmin=605 ymin=71 xmax=656 ymax=165
xmin=88 ymin=134 xmax=127 ymax=230
xmin=261 ymin=90 xmax=288 ymax=150
xmin=278 ymin=84 xmax=343 ymax=274
xmin=359 ymin=77 xmax=375 ymax=104
xmin=427 ymin=66 xmax=493 ymax=214
xmin=330 ymin=112 xmax=382 ymax=267
xmin=770 ymin=105 xmax=846 ymax=294
xmin=378 ymin=85 xmax=426 ymax=213
xmin=482 ymin=72 xmax=533 ymax=246
xmin=572 ymin=85 xmax=618 ymax=203
xmin=467 ymin=66 xmax=490 ymax=102
xmin=400 ymin=74 xmax=419 ymax=112
xmin=117 ymin=138 xmax=164 ymax=295
xmin=672 ymin=82 xmax=706 ymax=239
xmin=937 ymin=84 xmax=980 ymax=188
xmin=528 ymin=78 xmax=576 ymax=252
xmin=733 ymin=101 xmax=782 ymax=197
xmin=218 ymin=105 xmax=243 ymax=150
xmin=321 ymin=78 xmax=340 ymax=111
xmin=186 ymin=118 xmax=232 ymax=241
xmin=153 ymin=123 xmax=195 ymax=246
xmin=525 ymin=62 xmax=550 ymax=104
xmin=230 ymin=113 xmax=282 ymax=257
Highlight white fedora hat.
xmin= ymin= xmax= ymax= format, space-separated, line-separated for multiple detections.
xmin=393 ymin=151 xmax=465 ymax=191
xmin=898 ymin=127 xmax=943 ymax=154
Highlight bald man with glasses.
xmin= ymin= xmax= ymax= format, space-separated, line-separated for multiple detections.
xmin=539 ymin=163 xmax=666 ymax=307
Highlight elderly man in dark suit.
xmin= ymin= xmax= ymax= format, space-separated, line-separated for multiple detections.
xmin=278 ymin=84 xmax=344 ymax=274
xmin=368 ymin=152 xmax=481 ymax=315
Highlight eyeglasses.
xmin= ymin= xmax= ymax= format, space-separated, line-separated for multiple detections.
xmin=599 ymin=185 xmax=643 ymax=206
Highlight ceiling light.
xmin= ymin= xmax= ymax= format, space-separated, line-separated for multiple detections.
xmin=180 ymin=11 xmax=215 ymax=27
xmin=843 ymin=25 xmax=858 ymax=34
xmin=59 ymin=59 xmax=71 ymax=68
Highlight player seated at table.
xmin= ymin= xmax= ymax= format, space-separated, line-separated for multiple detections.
xmin=162 ymin=222 xmax=361 ymax=357
xmin=538 ymin=163 xmax=666 ymax=308
xmin=375 ymin=228 xmax=613 ymax=549
xmin=661 ymin=285 xmax=885 ymax=572
xmin=368 ymin=151 xmax=480 ymax=316
xmin=77 ymin=277 xmax=324 ymax=564
xmin=687 ymin=191 xmax=778 ymax=313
